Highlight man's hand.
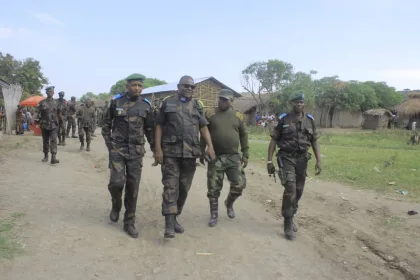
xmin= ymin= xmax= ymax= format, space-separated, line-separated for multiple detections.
xmin=153 ymin=148 xmax=163 ymax=166
xmin=315 ymin=161 xmax=322 ymax=175
xmin=241 ymin=156 xmax=248 ymax=168
xmin=267 ymin=162 xmax=275 ymax=174
xmin=207 ymin=146 xmax=216 ymax=161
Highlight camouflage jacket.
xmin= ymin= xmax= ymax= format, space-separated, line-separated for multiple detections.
xmin=67 ymin=101 xmax=77 ymax=118
xmin=101 ymin=93 xmax=155 ymax=155
xmin=57 ymin=98 xmax=68 ymax=120
xmin=271 ymin=111 xmax=319 ymax=153
xmin=155 ymin=95 xmax=208 ymax=158
xmin=77 ymin=106 xmax=95 ymax=127
xmin=37 ymin=98 xmax=59 ymax=130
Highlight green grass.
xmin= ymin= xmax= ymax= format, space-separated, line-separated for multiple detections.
xmin=0 ymin=212 xmax=25 ymax=259
xmin=248 ymin=129 xmax=420 ymax=199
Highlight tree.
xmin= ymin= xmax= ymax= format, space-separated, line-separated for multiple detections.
xmin=364 ymin=81 xmax=403 ymax=109
xmin=80 ymin=92 xmax=97 ymax=102
xmin=0 ymin=52 xmax=48 ymax=100
xmin=241 ymin=59 xmax=294 ymax=108
xmin=109 ymin=76 xmax=166 ymax=96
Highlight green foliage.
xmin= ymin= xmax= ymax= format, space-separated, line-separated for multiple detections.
xmin=80 ymin=92 xmax=96 ymax=102
xmin=0 ymin=52 xmax=49 ymax=101
xmin=248 ymin=130 xmax=420 ymax=199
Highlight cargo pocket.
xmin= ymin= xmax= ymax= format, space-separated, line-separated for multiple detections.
xmin=135 ymin=145 xmax=145 ymax=155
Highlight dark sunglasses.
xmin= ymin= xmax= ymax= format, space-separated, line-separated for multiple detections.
xmin=219 ymin=96 xmax=230 ymax=101
xmin=182 ymin=84 xmax=196 ymax=90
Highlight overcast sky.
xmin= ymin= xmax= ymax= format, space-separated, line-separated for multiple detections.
xmin=1 ymin=0 xmax=419 ymax=98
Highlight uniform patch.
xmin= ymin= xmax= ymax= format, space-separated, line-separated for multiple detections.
xmin=235 ymin=111 xmax=244 ymax=121
xmin=143 ymin=98 xmax=151 ymax=105
xmin=307 ymin=114 xmax=314 ymax=120
xmin=116 ymin=108 xmax=124 ymax=115
xmin=279 ymin=113 xmax=287 ymax=120
xmin=282 ymin=124 xmax=289 ymax=128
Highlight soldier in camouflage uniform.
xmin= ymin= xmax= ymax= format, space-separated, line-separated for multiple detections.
xmin=91 ymin=100 xmax=97 ymax=137
xmin=66 ymin=96 xmax=77 ymax=138
xmin=267 ymin=92 xmax=322 ymax=240
xmin=77 ymin=98 xmax=95 ymax=151
xmin=154 ymin=75 xmax=216 ymax=238
xmin=15 ymin=105 xmax=24 ymax=135
xmin=102 ymin=73 xmax=155 ymax=238
xmin=200 ymin=89 xmax=249 ymax=227
xmin=36 ymin=86 xmax=60 ymax=164
xmin=57 ymin=91 xmax=68 ymax=146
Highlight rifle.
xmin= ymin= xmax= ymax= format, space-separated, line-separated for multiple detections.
xmin=276 ymin=156 xmax=287 ymax=185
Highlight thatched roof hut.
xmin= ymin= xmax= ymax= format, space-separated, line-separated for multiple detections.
xmin=362 ymin=108 xmax=393 ymax=130
xmin=233 ymin=94 xmax=271 ymax=125
xmin=395 ymin=91 xmax=420 ymax=118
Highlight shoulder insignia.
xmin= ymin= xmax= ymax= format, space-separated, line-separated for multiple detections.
xmin=306 ymin=113 xmax=314 ymax=120
xmin=196 ymin=99 xmax=204 ymax=109
xmin=235 ymin=111 xmax=244 ymax=121
xmin=142 ymin=98 xmax=151 ymax=106
xmin=279 ymin=113 xmax=287 ymax=120
xmin=113 ymin=93 xmax=126 ymax=100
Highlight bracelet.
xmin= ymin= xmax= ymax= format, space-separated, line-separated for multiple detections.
xmin=267 ymin=161 xmax=272 ymax=164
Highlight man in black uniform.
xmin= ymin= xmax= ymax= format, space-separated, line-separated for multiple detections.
xmin=154 ymin=75 xmax=216 ymax=238
xmin=57 ymin=91 xmax=68 ymax=146
xmin=102 ymin=73 xmax=155 ymax=238
xmin=267 ymin=92 xmax=322 ymax=240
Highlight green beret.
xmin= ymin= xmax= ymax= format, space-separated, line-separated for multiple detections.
xmin=45 ymin=86 xmax=55 ymax=91
xmin=125 ymin=73 xmax=145 ymax=82
xmin=219 ymin=89 xmax=234 ymax=100
xmin=289 ymin=92 xmax=305 ymax=102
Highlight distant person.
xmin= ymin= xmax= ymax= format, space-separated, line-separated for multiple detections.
xmin=102 ymin=73 xmax=155 ymax=238
xmin=26 ymin=110 xmax=33 ymax=131
xmin=77 ymin=98 xmax=95 ymax=151
xmin=36 ymin=86 xmax=60 ymax=164
xmin=66 ymin=96 xmax=77 ymax=138
xmin=201 ymin=89 xmax=249 ymax=227
xmin=267 ymin=92 xmax=322 ymax=240
xmin=57 ymin=91 xmax=68 ymax=146
xmin=15 ymin=105 xmax=24 ymax=135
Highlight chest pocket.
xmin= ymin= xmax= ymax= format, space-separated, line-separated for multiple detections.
xmin=281 ymin=122 xmax=296 ymax=140
xmin=134 ymin=110 xmax=147 ymax=126
xmin=164 ymin=104 xmax=178 ymax=122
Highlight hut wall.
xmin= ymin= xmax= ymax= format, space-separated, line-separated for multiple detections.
xmin=362 ymin=115 xmax=379 ymax=129
xmin=309 ymin=107 xmax=363 ymax=128
xmin=195 ymin=79 xmax=222 ymax=109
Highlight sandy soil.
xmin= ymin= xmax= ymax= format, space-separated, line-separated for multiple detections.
xmin=0 ymin=130 xmax=419 ymax=280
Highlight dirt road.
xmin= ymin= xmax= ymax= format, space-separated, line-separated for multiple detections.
xmin=0 ymin=131 xmax=419 ymax=280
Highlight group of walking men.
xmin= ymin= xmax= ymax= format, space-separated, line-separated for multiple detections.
xmin=102 ymin=73 xmax=322 ymax=241
xmin=36 ymin=87 xmax=104 ymax=163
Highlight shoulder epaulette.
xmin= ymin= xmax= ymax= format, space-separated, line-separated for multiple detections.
xmin=142 ymin=98 xmax=151 ymax=106
xmin=196 ymin=99 xmax=204 ymax=109
xmin=113 ymin=93 xmax=125 ymax=100
xmin=279 ymin=113 xmax=287 ymax=120
xmin=235 ymin=110 xmax=244 ymax=121
xmin=306 ymin=114 xmax=314 ymax=120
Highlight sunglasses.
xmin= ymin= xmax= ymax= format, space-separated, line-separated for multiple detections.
xmin=182 ymin=84 xmax=196 ymax=90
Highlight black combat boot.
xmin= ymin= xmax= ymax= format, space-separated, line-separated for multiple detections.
xmin=86 ymin=143 xmax=90 ymax=152
xmin=174 ymin=216 xmax=184 ymax=234
xmin=164 ymin=215 xmax=175 ymax=238
xmin=42 ymin=153 xmax=48 ymax=162
xmin=123 ymin=224 xmax=139 ymax=238
xmin=50 ymin=154 xmax=59 ymax=164
xmin=224 ymin=193 xmax=239 ymax=219
xmin=208 ymin=198 xmax=218 ymax=227
xmin=109 ymin=198 xmax=121 ymax=222
xmin=284 ymin=218 xmax=296 ymax=240
xmin=291 ymin=217 xmax=298 ymax=232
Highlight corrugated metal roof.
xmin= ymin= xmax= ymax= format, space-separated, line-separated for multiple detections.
xmin=141 ymin=77 xmax=210 ymax=95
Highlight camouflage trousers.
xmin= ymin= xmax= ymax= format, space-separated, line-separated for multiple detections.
xmin=277 ymin=151 xmax=310 ymax=218
xmin=15 ymin=120 xmax=24 ymax=134
xmin=66 ymin=117 xmax=76 ymax=135
xmin=58 ymin=120 xmax=66 ymax=138
xmin=161 ymin=157 xmax=197 ymax=216
xmin=207 ymin=153 xmax=246 ymax=199
xmin=108 ymin=144 xmax=145 ymax=225
xmin=41 ymin=128 xmax=58 ymax=155
xmin=78 ymin=126 xmax=91 ymax=144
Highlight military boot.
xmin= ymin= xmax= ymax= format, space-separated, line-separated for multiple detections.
xmin=42 ymin=153 xmax=48 ymax=162
xmin=58 ymin=137 xmax=62 ymax=146
xmin=291 ymin=217 xmax=298 ymax=232
xmin=174 ymin=216 xmax=184 ymax=234
xmin=61 ymin=135 xmax=66 ymax=146
xmin=80 ymin=139 xmax=84 ymax=151
xmin=86 ymin=143 xmax=90 ymax=152
xmin=164 ymin=215 xmax=175 ymax=238
xmin=123 ymin=224 xmax=139 ymax=238
xmin=50 ymin=154 xmax=59 ymax=164
xmin=208 ymin=198 xmax=218 ymax=227
xmin=284 ymin=218 xmax=296 ymax=240
xmin=109 ymin=198 xmax=121 ymax=222
xmin=224 ymin=193 xmax=239 ymax=219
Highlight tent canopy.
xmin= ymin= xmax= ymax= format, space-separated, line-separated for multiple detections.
xmin=19 ymin=96 xmax=46 ymax=107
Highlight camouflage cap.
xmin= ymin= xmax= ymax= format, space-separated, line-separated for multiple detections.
xmin=289 ymin=92 xmax=305 ymax=102
xmin=71 ymin=96 xmax=76 ymax=100
xmin=219 ymin=89 xmax=234 ymax=100
xmin=58 ymin=91 xmax=65 ymax=96
xmin=45 ymin=86 xmax=55 ymax=91
xmin=125 ymin=73 xmax=145 ymax=82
